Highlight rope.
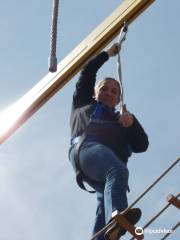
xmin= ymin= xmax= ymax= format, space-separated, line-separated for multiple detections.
xmin=48 ymin=0 xmax=59 ymax=72
xmin=143 ymin=193 xmax=180 ymax=229
xmin=130 ymin=193 xmax=180 ymax=240
xmin=90 ymin=219 xmax=116 ymax=240
xmin=91 ymin=159 xmax=179 ymax=240
xmin=160 ymin=222 xmax=180 ymax=240
xmin=126 ymin=157 xmax=180 ymax=212
xmin=117 ymin=22 xmax=128 ymax=114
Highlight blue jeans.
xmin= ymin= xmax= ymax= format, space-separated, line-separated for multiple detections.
xmin=69 ymin=141 xmax=129 ymax=240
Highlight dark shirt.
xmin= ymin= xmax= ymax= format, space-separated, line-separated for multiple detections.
xmin=70 ymin=51 xmax=149 ymax=163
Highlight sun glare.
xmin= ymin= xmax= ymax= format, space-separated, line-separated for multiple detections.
xmin=0 ymin=74 xmax=53 ymax=144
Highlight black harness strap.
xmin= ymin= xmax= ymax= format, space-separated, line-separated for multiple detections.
xmin=72 ymin=102 xmax=105 ymax=193
xmin=73 ymin=131 xmax=95 ymax=193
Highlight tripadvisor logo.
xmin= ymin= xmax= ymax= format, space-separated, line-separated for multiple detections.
xmin=135 ymin=227 xmax=144 ymax=235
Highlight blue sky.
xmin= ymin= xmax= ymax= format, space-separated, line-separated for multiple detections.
xmin=0 ymin=1 xmax=179 ymax=240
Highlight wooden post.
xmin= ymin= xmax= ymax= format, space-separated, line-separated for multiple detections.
xmin=167 ymin=194 xmax=180 ymax=209
xmin=112 ymin=210 xmax=144 ymax=239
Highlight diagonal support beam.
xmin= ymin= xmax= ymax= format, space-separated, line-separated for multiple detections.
xmin=0 ymin=0 xmax=155 ymax=144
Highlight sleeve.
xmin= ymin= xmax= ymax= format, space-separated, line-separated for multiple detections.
xmin=126 ymin=115 xmax=149 ymax=153
xmin=73 ymin=51 xmax=109 ymax=108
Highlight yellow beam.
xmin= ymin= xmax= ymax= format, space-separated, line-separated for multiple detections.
xmin=0 ymin=0 xmax=155 ymax=144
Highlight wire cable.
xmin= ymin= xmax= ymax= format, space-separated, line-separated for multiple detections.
xmin=126 ymin=158 xmax=180 ymax=212
xmin=117 ymin=22 xmax=128 ymax=114
xmin=130 ymin=193 xmax=180 ymax=240
xmin=160 ymin=222 xmax=180 ymax=240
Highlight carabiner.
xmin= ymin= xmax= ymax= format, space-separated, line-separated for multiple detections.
xmin=118 ymin=21 xmax=128 ymax=45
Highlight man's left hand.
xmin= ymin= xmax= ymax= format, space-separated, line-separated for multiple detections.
xmin=119 ymin=104 xmax=134 ymax=127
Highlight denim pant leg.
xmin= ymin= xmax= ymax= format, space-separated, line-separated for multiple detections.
xmin=79 ymin=142 xmax=129 ymax=223
xmin=92 ymin=185 xmax=106 ymax=240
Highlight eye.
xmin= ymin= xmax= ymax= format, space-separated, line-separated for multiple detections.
xmin=112 ymin=89 xmax=118 ymax=95
xmin=100 ymin=86 xmax=108 ymax=92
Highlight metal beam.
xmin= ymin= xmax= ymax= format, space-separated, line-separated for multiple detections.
xmin=0 ymin=0 xmax=155 ymax=143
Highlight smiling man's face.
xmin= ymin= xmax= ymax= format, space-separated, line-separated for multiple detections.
xmin=95 ymin=78 xmax=120 ymax=108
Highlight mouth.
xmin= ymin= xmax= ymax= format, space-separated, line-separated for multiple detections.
xmin=102 ymin=97 xmax=112 ymax=102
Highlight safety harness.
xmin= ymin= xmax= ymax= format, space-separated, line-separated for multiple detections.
xmin=72 ymin=102 xmax=112 ymax=193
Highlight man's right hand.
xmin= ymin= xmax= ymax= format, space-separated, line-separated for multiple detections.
xmin=107 ymin=43 xmax=121 ymax=57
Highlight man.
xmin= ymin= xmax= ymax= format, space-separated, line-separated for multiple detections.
xmin=69 ymin=43 xmax=149 ymax=239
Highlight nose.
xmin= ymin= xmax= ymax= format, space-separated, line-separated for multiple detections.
xmin=105 ymin=90 xmax=113 ymax=97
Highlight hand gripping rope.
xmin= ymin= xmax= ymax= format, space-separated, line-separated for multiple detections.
xmin=117 ymin=22 xmax=128 ymax=114
xmin=49 ymin=0 xmax=59 ymax=72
